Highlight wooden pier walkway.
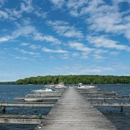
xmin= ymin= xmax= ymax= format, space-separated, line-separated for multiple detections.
xmin=35 ymin=87 xmax=117 ymax=130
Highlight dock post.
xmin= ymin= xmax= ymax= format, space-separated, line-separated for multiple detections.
xmin=38 ymin=114 xmax=42 ymax=126
xmin=2 ymin=106 xmax=6 ymax=113
xmin=120 ymin=106 xmax=123 ymax=112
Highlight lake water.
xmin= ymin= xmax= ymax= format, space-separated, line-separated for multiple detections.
xmin=0 ymin=84 xmax=130 ymax=130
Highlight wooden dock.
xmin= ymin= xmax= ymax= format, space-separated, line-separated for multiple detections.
xmin=14 ymin=97 xmax=60 ymax=100
xmin=35 ymin=87 xmax=117 ymax=130
xmin=26 ymin=93 xmax=62 ymax=97
xmin=91 ymin=102 xmax=130 ymax=106
xmin=0 ymin=102 xmax=55 ymax=107
xmin=0 ymin=114 xmax=45 ymax=124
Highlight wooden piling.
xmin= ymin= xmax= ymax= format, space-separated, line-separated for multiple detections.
xmin=120 ymin=106 xmax=123 ymax=112
xmin=2 ymin=106 xmax=6 ymax=113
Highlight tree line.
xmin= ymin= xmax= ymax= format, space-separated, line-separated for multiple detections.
xmin=0 ymin=81 xmax=16 ymax=85
xmin=16 ymin=75 xmax=130 ymax=85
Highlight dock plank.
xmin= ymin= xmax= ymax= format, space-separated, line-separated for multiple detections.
xmin=0 ymin=102 xmax=55 ymax=107
xmin=0 ymin=114 xmax=45 ymax=124
xmin=35 ymin=87 xmax=117 ymax=130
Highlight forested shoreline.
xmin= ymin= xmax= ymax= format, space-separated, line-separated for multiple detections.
xmin=0 ymin=81 xmax=16 ymax=85
xmin=15 ymin=75 xmax=130 ymax=85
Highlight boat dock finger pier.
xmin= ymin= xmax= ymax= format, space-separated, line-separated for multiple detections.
xmin=1 ymin=86 xmax=130 ymax=129
xmin=0 ymin=114 xmax=46 ymax=124
xmin=35 ymin=87 xmax=117 ymax=130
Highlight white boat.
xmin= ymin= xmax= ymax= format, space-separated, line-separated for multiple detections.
xmin=44 ymin=84 xmax=55 ymax=88
xmin=32 ymin=88 xmax=55 ymax=93
xmin=23 ymin=97 xmax=44 ymax=102
xmin=78 ymin=83 xmax=96 ymax=89
xmin=54 ymin=83 xmax=66 ymax=88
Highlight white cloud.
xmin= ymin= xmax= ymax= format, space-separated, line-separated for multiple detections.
xmin=87 ymin=35 xmax=130 ymax=51
xmin=109 ymin=51 xmax=119 ymax=56
xmin=93 ymin=54 xmax=104 ymax=60
xmin=0 ymin=25 xmax=35 ymax=43
xmin=47 ymin=20 xmax=83 ymax=38
xmin=14 ymin=56 xmax=29 ymax=60
xmin=69 ymin=42 xmax=94 ymax=53
xmin=67 ymin=0 xmax=88 ymax=9
xmin=42 ymin=47 xmax=68 ymax=53
xmin=0 ymin=36 xmax=12 ymax=42
xmin=0 ymin=0 xmax=48 ymax=23
xmin=60 ymin=53 xmax=69 ymax=59
xmin=20 ymin=42 xmax=29 ymax=46
xmin=0 ymin=10 xmax=8 ymax=19
xmin=20 ymin=0 xmax=34 ymax=13
xmin=19 ymin=49 xmax=39 ymax=56
xmin=66 ymin=0 xmax=89 ymax=16
xmin=14 ymin=48 xmax=39 ymax=56
xmin=1 ymin=0 xmax=34 ymax=21
xmin=12 ymin=26 xmax=35 ymax=38
xmin=86 ymin=66 xmax=114 ymax=73
xmin=124 ymin=29 xmax=130 ymax=39
xmin=79 ymin=0 xmax=130 ymax=40
xmin=50 ymin=0 xmax=65 ymax=8
xmin=65 ymin=0 xmax=130 ymax=41
xmin=30 ymin=44 xmax=41 ymax=49
xmin=72 ymin=52 xmax=80 ymax=57
xmin=34 ymin=33 xmax=61 ymax=44
xmin=0 ymin=0 xmax=6 ymax=7
xmin=0 ymin=23 xmax=61 ymax=45
xmin=80 ymin=0 xmax=105 ymax=15
xmin=34 ymin=10 xmax=47 ymax=19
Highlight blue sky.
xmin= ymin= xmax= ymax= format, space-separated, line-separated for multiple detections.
xmin=0 ymin=0 xmax=130 ymax=81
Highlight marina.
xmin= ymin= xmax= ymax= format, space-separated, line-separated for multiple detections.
xmin=0 ymin=84 xmax=130 ymax=130
xmin=35 ymin=87 xmax=117 ymax=130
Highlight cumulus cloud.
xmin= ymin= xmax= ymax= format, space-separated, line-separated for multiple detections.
xmin=14 ymin=56 xmax=29 ymax=60
xmin=0 ymin=36 xmax=12 ymax=42
xmin=34 ymin=10 xmax=47 ymax=19
xmin=20 ymin=42 xmax=29 ymax=46
xmin=1 ymin=0 xmax=46 ymax=22
xmin=0 ymin=25 xmax=36 ymax=43
xmin=87 ymin=35 xmax=130 ymax=51
xmin=66 ymin=0 xmax=89 ymax=16
xmin=50 ymin=0 xmax=65 ymax=8
xmin=65 ymin=0 xmax=130 ymax=41
xmin=69 ymin=42 xmax=94 ymax=52
xmin=42 ymin=47 xmax=68 ymax=53
xmin=47 ymin=20 xmax=83 ymax=38
xmin=0 ymin=0 xmax=6 ymax=7
xmin=29 ymin=44 xmax=41 ymax=49
xmin=0 ymin=10 xmax=8 ymax=19
xmin=20 ymin=0 xmax=34 ymax=13
xmin=12 ymin=26 xmax=35 ymax=38
xmin=0 ymin=23 xmax=61 ymax=45
xmin=16 ymin=48 xmax=39 ymax=56
xmin=34 ymin=33 xmax=61 ymax=44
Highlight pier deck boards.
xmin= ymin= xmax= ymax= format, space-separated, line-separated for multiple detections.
xmin=35 ymin=87 xmax=117 ymax=130
xmin=0 ymin=102 xmax=55 ymax=107
xmin=14 ymin=97 xmax=59 ymax=100
xmin=0 ymin=114 xmax=45 ymax=124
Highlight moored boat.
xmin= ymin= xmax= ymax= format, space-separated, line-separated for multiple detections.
xmin=78 ymin=83 xmax=96 ymax=89
xmin=23 ymin=97 xmax=44 ymax=102
xmin=32 ymin=88 xmax=55 ymax=93
xmin=54 ymin=82 xmax=66 ymax=89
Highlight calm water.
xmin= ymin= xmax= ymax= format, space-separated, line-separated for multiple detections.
xmin=0 ymin=85 xmax=51 ymax=130
xmin=0 ymin=84 xmax=130 ymax=130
